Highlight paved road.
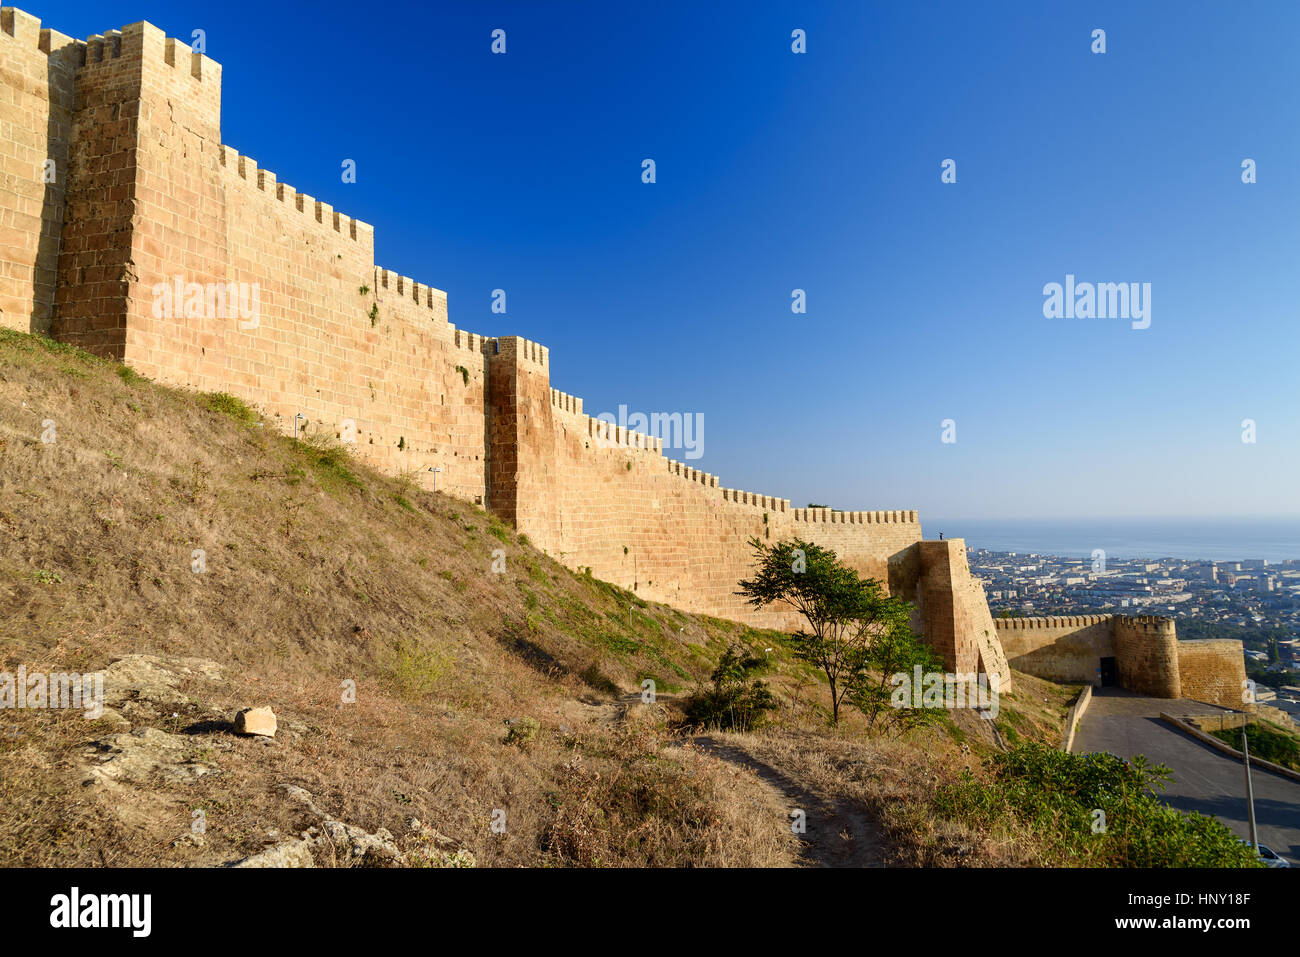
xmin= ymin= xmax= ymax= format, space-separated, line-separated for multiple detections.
xmin=1072 ymin=688 xmax=1300 ymax=864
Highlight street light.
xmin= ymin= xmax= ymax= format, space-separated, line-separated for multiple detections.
xmin=1242 ymin=725 xmax=1259 ymax=850
xmin=428 ymin=466 xmax=441 ymax=492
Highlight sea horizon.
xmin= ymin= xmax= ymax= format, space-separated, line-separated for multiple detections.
xmin=922 ymin=515 xmax=1300 ymax=564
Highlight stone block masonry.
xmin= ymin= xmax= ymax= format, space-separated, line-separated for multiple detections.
xmin=0 ymin=7 xmax=1019 ymax=684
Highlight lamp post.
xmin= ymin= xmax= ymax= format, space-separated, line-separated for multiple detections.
xmin=293 ymin=413 xmax=305 ymax=440
xmin=1242 ymin=725 xmax=1259 ymax=850
xmin=428 ymin=466 xmax=441 ymax=492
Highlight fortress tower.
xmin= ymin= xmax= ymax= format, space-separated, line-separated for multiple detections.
xmin=1114 ymin=616 xmax=1182 ymax=698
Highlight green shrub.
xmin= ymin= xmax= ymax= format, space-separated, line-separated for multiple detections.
xmin=933 ymin=742 xmax=1262 ymax=867
xmin=293 ymin=435 xmax=363 ymax=493
xmin=684 ymin=644 xmax=777 ymax=732
xmin=199 ymin=391 xmax=256 ymax=425
xmin=505 ymin=716 xmax=541 ymax=749
xmin=1212 ymin=723 xmax=1300 ymax=772
xmin=385 ymin=639 xmax=450 ymax=700
xmin=115 ymin=363 xmax=148 ymax=386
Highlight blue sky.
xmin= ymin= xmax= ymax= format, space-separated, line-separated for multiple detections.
xmin=42 ymin=1 xmax=1300 ymax=519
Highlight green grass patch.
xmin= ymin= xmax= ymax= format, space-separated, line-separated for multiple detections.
xmin=383 ymin=638 xmax=451 ymax=701
xmin=199 ymin=391 xmax=257 ymax=426
xmin=115 ymin=364 xmax=149 ymax=386
xmin=1212 ymin=722 xmax=1300 ymax=772
xmin=293 ymin=437 xmax=363 ymax=494
xmin=0 ymin=328 xmax=100 ymax=365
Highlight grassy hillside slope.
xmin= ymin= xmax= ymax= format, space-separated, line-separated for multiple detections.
xmin=0 ymin=330 xmax=1072 ymax=867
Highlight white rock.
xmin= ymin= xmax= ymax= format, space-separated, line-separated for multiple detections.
xmin=233 ymin=707 xmax=276 ymax=737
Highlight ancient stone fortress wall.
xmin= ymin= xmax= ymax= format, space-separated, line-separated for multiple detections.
xmin=0 ymin=7 xmax=1013 ymax=682
xmin=996 ymin=615 xmax=1116 ymax=683
xmin=994 ymin=614 xmax=1247 ymax=709
xmin=486 ymin=336 xmax=932 ymax=633
xmin=916 ymin=540 xmax=1011 ymax=688
xmin=1113 ymin=615 xmax=1182 ymax=697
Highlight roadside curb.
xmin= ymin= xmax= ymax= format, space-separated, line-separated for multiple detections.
xmin=1157 ymin=712 xmax=1300 ymax=784
xmin=1062 ymin=685 xmax=1092 ymax=753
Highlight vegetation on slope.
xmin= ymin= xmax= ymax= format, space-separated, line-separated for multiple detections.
xmin=1211 ymin=721 xmax=1300 ymax=773
xmin=0 ymin=329 xmax=1248 ymax=868
xmin=0 ymin=329 xmax=799 ymax=866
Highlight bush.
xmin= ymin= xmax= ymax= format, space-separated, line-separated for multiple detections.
xmin=199 ymin=391 xmax=256 ymax=425
xmin=384 ymin=639 xmax=450 ymax=700
xmin=115 ymin=363 xmax=148 ymax=386
xmin=933 ymin=741 xmax=1262 ymax=867
xmin=504 ymin=717 xmax=540 ymax=750
xmin=294 ymin=434 xmax=363 ymax=492
xmin=684 ymin=644 xmax=777 ymax=732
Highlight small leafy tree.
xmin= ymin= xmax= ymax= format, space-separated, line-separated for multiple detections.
xmin=685 ymin=644 xmax=777 ymax=732
xmin=738 ymin=537 xmax=912 ymax=725
xmin=847 ymin=616 xmax=946 ymax=735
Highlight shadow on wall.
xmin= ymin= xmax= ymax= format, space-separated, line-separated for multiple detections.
xmin=886 ymin=545 xmax=921 ymax=604
xmin=33 ymin=32 xmax=74 ymax=335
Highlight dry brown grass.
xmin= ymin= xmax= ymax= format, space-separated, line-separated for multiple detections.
xmin=0 ymin=331 xmax=1072 ymax=868
xmin=0 ymin=332 xmax=810 ymax=867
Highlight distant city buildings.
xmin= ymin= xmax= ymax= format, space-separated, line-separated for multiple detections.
xmin=970 ymin=549 xmax=1300 ymax=671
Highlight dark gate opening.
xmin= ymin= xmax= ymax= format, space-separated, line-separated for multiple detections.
xmin=1099 ymin=656 xmax=1118 ymax=687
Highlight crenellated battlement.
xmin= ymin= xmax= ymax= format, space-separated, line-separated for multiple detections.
xmin=0 ymin=6 xmax=46 ymax=46
xmin=719 ymin=487 xmax=789 ymax=512
xmin=0 ymin=10 xmax=221 ymax=84
xmin=995 ymin=615 xmax=1115 ymax=630
xmin=584 ymin=414 xmax=661 ymax=452
xmin=217 ymin=144 xmax=372 ymax=243
xmin=375 ymin=267 xmax=446 ymax=310
xmin=549 ymin=388 xmax=585 ymax=416
xmin=1118 ymin=615 xmax=1178 ymax=631
xmin=792 ymin=508 xmax=919 ymax=524
xmin=492 ymin=335 xmax=548 ymax=369
xmin=667 ymin=459 xmax=717 ymax=487
xmin=1 ymin=7 xmax=89 ymax=64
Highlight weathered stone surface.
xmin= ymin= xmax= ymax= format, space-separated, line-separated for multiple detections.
xmin=233 ymin=707 xmax=276 ymax=737
xmin=1178 ymin=639 xmax=1247 ymax=708
xmin=92 ymin=707 xmax=132 ymax=732
xmin=101 ymin=655 xmax=224 ymax=708
xmin=80 ymin=727 xmax=213 ymax=788
xmin=229 ymin=839 xmax=315 ymax=868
